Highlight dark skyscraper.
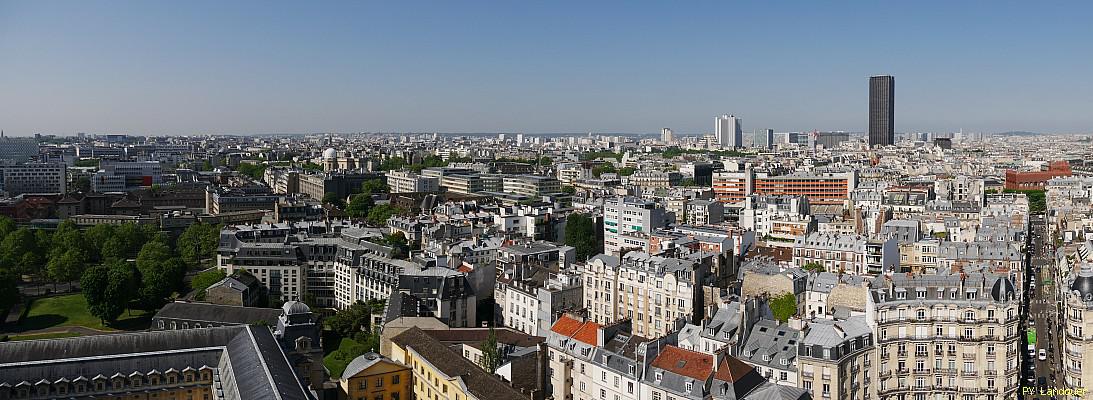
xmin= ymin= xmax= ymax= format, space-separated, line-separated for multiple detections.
xmin=868 ymin=75 xmax=895 ymax=147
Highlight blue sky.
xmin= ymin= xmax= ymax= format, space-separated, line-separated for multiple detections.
xmin=1 ymin=1 xmax=1091 ymax=136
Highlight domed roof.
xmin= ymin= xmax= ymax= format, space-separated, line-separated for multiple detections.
xmin=322 ymin=148 xmax=337 ymax=159
xmin=990 ymin=277 xmax=1016 ymax=301
xmin=283 ymin=300 xmax=311 ymax=315
xmin=1071 ymin=270 xmax=1093 ymax=301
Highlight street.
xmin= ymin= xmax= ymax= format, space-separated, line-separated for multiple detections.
xmin=1023 ymin=214 xmax=1061 ymax=399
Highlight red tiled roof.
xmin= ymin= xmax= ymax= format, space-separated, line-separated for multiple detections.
xmin=713 ymin=355 xmax=756 ymax=383
xmin=550 ymin=315 xmax=583 ymax=337
xmin=571 ymin=321 xmax=600 ymax=346
xmin=550 ymin=314 xmax=600 ymax=346
xmin=651 ymin=345 xmax=714 ymax=381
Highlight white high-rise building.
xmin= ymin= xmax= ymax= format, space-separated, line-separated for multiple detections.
xmin=661 ymin=128 xmax=674 ymax=143
xmin=715 ymin=114 xmax=742 ymax=149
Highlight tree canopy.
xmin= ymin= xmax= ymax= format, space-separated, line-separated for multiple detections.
xmin=564 ymin=213 xmax=602 ymax=261
xmin=770 ymin=293 xmax=797 ymax=323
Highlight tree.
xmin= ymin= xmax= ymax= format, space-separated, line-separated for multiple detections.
xmin=592 ymin=163 xmax=616 ymax=178
xmin=345 ymin=194 xmax=375 ymax=218
xmin=770 ymin=293 xmax=797 ymax=323
xmin=236 ymin=163 xmax=268 ymax=180
xmin=679 ymin=178 xmax=697 ymax=187
xmin=802 ymin=262 xmax=826 ymax=273
xmin=84 ymin=224 xmax=116 ymax=261
xmin=361 ymin=179 xmax=389 ymax=194
xmin=135 ymin=240 xmax=185 ymax=310
xmin=178 ymin=223 xmax=221 ymax=265
xmin=366 ymin=204 xmax=404 ymax=227
xmin=46 ymin=249 xmax=86 ymax=287
xmin=0 ymin=228 xmax=41 ymax=275
xmin=327 ymin=300 xmax=372 ymax=337
xmin=0 ymin=216 xmax=16 ymax=240
xmin=378 ymin=157 xmax=406 ymax=171
xmin=383 ymin=232 xmax=410 ymax=259
xmin=479 ymin=326 xmax=502 ymax=372
xmin=190 ymin=269 xmax=227 ymax=300
xmin=81 ymin=261 xmax=137 ymax=325
xmin=539 ymin=156 xmax=553 ymax=165
xmin=564 ymin=213 xmax=601 ymax=261
xmin=560 ymin=186 xmax=576 ymax=195
xmin=323 ymin=192 xmax=346 ymax=209
xmin=0 ymin=269 xmax=19 ymax=310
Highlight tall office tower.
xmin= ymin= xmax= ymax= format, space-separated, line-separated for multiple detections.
xmin=661 ymin=128 xmax=674 ymax=143
xmin=752 ymin=128 xmax=774 ymax=149
xmin=516 ymin=133 xmax=524 ymax=145
xmin=868 ymin=75 xmax=895 ymax=147
xmin=715 ymin=114 xmax=742 ymax=149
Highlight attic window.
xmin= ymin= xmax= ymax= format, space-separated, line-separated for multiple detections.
xmin=655 ymin=372 xmax=663 ymax=381
xmin=685 ymin=382 xmax=693 ymax=392
xmin=676 ymin=360 xmax=687 ymax=369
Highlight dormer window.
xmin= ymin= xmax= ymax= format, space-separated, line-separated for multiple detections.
xmin=685 ymin=382 xmax=693 ymax=392
xmin=655 ymin=372 xmax=663 ymax=382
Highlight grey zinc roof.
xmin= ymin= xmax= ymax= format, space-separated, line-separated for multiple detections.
xmin=800 ymin=316 xmax=871 ymax=347
xmin=739 ymin=319 xmax=799 ymax=372
xmin=0 ymin=326 xmax=312 ymax=400
xmin=155 ymin=302 xmax=283 ymax=326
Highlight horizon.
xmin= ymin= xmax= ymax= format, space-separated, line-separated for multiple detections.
xmin=2 ymin=1 xmax=1093 ymax=136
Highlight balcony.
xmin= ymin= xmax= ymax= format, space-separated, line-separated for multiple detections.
xmin=912 ymin=368 xmax=931 ymax=374
xmin=960 ymin=370 xmax=977 ymax=377
xmin=878 ymin=371 xmax=892 ymax=378
xmin=984 ymin=370 xmax=997 ymax=377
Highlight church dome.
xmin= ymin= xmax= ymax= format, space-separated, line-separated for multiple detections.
xmin=1071 ymin=270 xmax=1093 ymax=302
xmin=322 ymin=148 xmax=337 ymax=159
xmin=283 ymin=300 xmax=311 ymax=315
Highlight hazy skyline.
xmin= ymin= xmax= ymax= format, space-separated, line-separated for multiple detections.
xmin=2 ymin=1 xmax=1092 ymax=137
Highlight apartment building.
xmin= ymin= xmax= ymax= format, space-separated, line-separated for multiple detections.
xmin=714 ymin=170 xmax=857 ymax=206
xmin=739 ymin=195 xmax=813 ymax=240
xmin=92 ymin=160 xmax=162 ymax=192
xmin=581 ymin=251 xmax=708 ymax=338
xmin=500 ymin=174 xmax=560 ymax=197
xmin=0 ymin=162 xmax=67 ymax=195
xmin=386 ymin=170 xmax=440 ymax=193
xmin=682 ymin=199 xmax=724 ymax=226
xmin=389 ymin=328 xmax=530 ymax=400
xmin=624 ymin=170 xmax=681 ymax=190
xmin=604 ymin=197 xmax=669 ymax=255
xmin=797 ymin=317 xmax=874 ymax=400
xmin=936 ymin=241 xmax=1023 ymax=275
xmin=866 ymin=271 xmax=1021 ymax=400
xmin=792 ymin=232 xmax=898 ymax=275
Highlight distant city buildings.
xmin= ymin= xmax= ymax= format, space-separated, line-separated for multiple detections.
xmin=716 ymin=114 xmax=743 ymax=149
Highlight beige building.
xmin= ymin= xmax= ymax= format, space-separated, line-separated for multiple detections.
xmin=580 ymin=252 xmax=708 ymax=338
xmin=866 ymin=271 xmax=1021 ymax=399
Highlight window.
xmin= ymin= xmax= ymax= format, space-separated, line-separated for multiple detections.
xmin=685 ymin=382 xmax=693 ymax=392
xmin=392 ymin=375 xmax=400 ymax=384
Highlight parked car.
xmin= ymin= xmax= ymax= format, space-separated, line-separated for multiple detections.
xmin=1039 ymin=349 xmax=1047 ymax=361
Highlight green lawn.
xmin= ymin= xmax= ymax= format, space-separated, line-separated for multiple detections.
xmin=15 ymin=294 xmax=150 ymax=332
xmin=323 ymin=337 xmax=367 ymax=378
xmin=7 ymin=331 xmax=82 ymax=341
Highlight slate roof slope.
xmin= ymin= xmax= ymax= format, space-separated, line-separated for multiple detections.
xmin=0 ymin=325 xmax=312 ymax=400
xmin=155 ymin=302 xmax=283 ymax=325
